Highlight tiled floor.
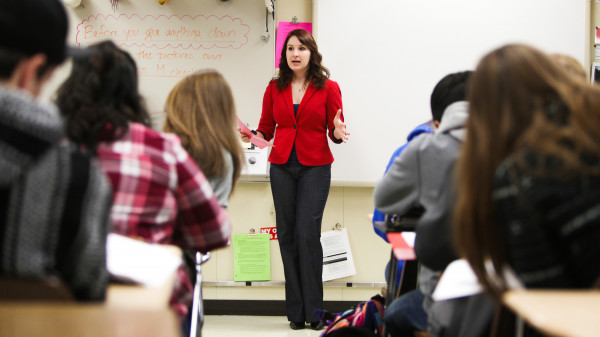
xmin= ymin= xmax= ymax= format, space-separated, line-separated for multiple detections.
xmin=201 ymin=315 xmax=323 ymax=337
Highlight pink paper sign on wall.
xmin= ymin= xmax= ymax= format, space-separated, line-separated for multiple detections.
xmin=275 ymin=21 xmax=313 ymax=68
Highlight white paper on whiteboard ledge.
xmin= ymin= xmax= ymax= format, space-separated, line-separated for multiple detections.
xmin=242 ymin=147 xmax=269 ymax=175
xmin=106 ymin=233 xmax=182 ymax=288
xmin=321 ymin=228 xmax=356 ymax=282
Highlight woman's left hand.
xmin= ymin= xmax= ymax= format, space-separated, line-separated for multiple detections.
xmin=333 ymin=109 xmax=350 ymax=143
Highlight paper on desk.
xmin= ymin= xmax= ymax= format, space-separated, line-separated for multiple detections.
xmin=401 ymin=232 xmax=415 ymax=246
xmin=106 ymin=233 xmax=182 ymax=288
xmin=432 ymin=259 xmax=482 ymax=301
xmin=236 ymin=116 xmax=274 ymax=149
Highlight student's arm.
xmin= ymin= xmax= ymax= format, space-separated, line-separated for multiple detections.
xmin=373 ymin=137 xmax=425 ymax=216
xmin=372 ymin=143 xmax=410 ymax=241
xmin=414 ymin=183 xmax=458 ymax=271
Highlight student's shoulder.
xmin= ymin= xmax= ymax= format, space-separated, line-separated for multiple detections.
xmin=129 ymin=122 xmax=180 ymax=145
xmin=55 ymin=142 xmax=110 ymax=190
xmin=129 ymin=122 xmax=189 ymax=159
xmin=404 ymin=130 xmax=431 ymax=152
xmin=407 ymin=122 xmax=434 ymax=141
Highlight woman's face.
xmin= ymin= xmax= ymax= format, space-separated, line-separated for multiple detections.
xmin=286 ymin=36 xmax=310 ymax=75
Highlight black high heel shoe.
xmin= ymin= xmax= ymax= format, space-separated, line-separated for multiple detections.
xmin=289 ymin=321 xmax=305 ymax=330
xmin=310 ymin=321 xmax=325 ymax=330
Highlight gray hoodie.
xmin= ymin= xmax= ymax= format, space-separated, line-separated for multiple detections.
xmin=374 ymin=101 xmax=467 ymax=215
xmin=373 ymin=101 xmax=468 ymax=313
xmin=0 ymin=86 xmax=112 ymax=301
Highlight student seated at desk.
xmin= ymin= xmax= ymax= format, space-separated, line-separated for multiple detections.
xmin=454 ymin=44 xmax=600 ymax=334
xmin=163 ymin=69 xmax=245 ymax=331
xmin=55 ymin=41 xmax=231 ymax=321
xmin=371 ymin=121 xmax=433 ymax=288
xmin=0 ymin=0 xmax=112 ymax=301
xmin=163 ymin=69 xmax=245 ymax=209
xmin=374 ymin=71 xmax=471 ymax=337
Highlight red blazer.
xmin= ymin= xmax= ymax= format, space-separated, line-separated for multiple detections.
xmin=257 ymin=79 xmax=344 ymax=166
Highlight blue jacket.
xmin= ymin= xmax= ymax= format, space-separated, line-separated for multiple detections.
xmin=372 ymin=121 xmax=433 ymax=241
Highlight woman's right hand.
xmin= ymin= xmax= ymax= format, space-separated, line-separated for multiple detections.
xmin=239 ymin=129 xmax=251 ymax=143
xmin=239 ymin=129 xmax=265 ymax=143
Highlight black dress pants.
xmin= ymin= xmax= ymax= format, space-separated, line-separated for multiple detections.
xmin=270 ymin=163 xmax=331 ymax=323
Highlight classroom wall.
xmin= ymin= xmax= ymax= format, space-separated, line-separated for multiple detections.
xmin=202 ymin=0 xmax=388 ymax=302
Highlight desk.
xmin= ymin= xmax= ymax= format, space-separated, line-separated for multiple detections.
xmin=0 ymin=282 xmax=181 ymax=337
xmin=0 ymin=302 xmax=180 ymax=337
xmin=0 ymin=243 xmax=184 ymax=337
xmin=503 ymin=290 xmax=600 ymax=337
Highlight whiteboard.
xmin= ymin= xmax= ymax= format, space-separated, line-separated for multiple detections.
xmin=48 ymin=0 xmax=275 ymax=129
xmin=314 ymin=0 xmax=586 ymax=185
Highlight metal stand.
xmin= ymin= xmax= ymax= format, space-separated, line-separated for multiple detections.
xmin=189 ymin=252 xmax=211 ymax=337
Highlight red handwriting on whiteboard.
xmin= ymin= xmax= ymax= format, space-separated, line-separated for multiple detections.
xmin=76 ymin=14 xmax=250 ymax=50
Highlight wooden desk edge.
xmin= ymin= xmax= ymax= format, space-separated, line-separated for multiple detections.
xmin=503 ymin=289 xmax=600 ymax=337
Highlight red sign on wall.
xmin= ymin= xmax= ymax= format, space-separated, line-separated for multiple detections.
xmin=260 ymin=227 xmax=278 ymax=240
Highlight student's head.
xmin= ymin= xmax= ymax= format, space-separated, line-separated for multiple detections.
xmin=464 ymin=44 xmax=588 ymax=168
xmin=163 ymin=69 xmax=244 ymax=189
xmin=56 ymin=40 xmax=150 ymax=152
xmin=430 ymin=71 xmax=472 ymax=123
xmin=0 ymin=0 xmax=69 ymax=96
xmin=454 ymin=43 xmax=600 ymax=297
xmin=277 ymin=29 xmax=330 ymax=90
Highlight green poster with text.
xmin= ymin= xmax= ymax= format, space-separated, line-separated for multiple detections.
xmin=233 ymin=233 xmax=270 ymax=282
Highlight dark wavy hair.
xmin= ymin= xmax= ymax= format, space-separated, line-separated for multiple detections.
xmin=276 ymin=29 xmax=330 ymax=90
xmin=55 ymin=40 xmax=150 ymax=153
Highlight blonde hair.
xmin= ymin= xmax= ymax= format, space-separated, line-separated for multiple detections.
xmin=163 ymin=69 xmax=244 ymax=195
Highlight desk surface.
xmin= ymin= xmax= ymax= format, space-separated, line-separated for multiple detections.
xmin=0 ymin=243 xmax=183 ymax=337
xmin=0 ymin=302 xmax=180 ymax=337
xmin=503 ymin=289 xmax=600 ymax=337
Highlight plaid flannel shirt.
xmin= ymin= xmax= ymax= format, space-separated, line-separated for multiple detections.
xmin=96 ymin=123 xmax=231 ymax=319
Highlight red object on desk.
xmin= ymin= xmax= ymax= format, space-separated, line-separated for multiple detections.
xmin=387 ymin=232 xmax=416 ymax=260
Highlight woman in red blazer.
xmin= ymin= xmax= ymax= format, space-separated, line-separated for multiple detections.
xmin=241 ymin=29 xmax=349 ymax=330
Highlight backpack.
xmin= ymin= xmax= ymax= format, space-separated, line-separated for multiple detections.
xmin=315 ymin=294 xmax=385 ymax=337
